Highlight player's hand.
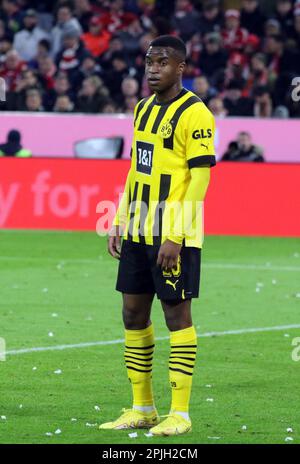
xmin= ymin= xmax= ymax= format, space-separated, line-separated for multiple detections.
xmin=107 ymin=225 xmax=122 ymax=259
xmin=157 ymin=239 xmax=182 ymax=271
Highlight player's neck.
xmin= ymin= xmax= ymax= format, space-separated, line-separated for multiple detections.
xmin=155 ymin=82 xmax=183 ymax=105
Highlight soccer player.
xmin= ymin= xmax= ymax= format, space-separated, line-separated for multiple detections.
xmin=99 ymin=35 xmax=216 ymax=436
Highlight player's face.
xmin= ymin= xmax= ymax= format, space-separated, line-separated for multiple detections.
xmin=145 ymin=47 xmax=184 ymax=94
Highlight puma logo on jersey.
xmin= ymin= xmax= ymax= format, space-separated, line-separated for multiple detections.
xmin=201 ymin=143 xmax=209 ymax=150
xmin=166 ymin=279 xmax=179 ymax=291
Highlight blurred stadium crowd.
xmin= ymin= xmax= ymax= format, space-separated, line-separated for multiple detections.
xmin=0 ymin=0 xmax=300 ymax=117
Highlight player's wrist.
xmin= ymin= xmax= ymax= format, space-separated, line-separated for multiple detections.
xmin=166 ymin=235 xmax=184 ymax=246
xmin=108 ymin=224 xmax=123 ymax=236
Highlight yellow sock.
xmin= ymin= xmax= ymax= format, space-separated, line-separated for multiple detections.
xmin=124 ymin=324 xmax=155 ymax=407
xmin=169 ymin=326 xmax=197 ymax=413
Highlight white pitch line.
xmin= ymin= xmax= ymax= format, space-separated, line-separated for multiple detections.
xmin=5 ymin=324 xmax=300 ymax=357
xmin=203 ymin=263 xmax=300 ymax=272
xmin=0 ymin=255 xmax=300 ymax=272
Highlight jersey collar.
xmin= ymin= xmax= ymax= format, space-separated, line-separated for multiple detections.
xmin=153 ymin=88 xmax=188 ymax=106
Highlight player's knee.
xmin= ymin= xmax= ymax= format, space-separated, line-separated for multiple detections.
xmin=165 ymin=317 xmax=190 ymax=331
xmin=123 ymin=305 xmax=136 ymax=327
xmin=122 ymin=304 xmax=148 ymax=329
xmin=162 ymin=299 xmax=192 ymax=331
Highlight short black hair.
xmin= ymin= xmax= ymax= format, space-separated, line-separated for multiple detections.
xmin=149 ymin=35 xmax=187 ymax=60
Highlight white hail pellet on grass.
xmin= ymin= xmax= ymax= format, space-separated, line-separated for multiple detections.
xmin=128 ymin=432 xmax=138 ymax=438
xmin=45 ymin=432 xmax=53 ymax=436
xmin=206 ymin=398 xmax=214 ymax=402
xmin=287 ymin=427 xmax=293 ymax=433
xmin=208 ymin=436 xmax=220 ymax=440
xmin=71 ymin=418 xmax=77 ymax=422
xmin=32 ymin=366 xmax=37 ymax=371
xmin=272 ymin=279 xmax=277 ymax=285
xmin=1 ymin=416 xmax=6 ymax=420
xmin=205 ymin=384 xmax=212 ymax=388
xmin=255 ymin=287 xmax=261 ymax=293
xmin=94 ymin=405 xmax=100 ymax=411
xmin=256 ymin=282 xmax=264 ymax=287
xmin=242 ymin=425 xmax=247 ymax=430
xmin=52 ymin=313 xmax=58 ymax=317
xmin=54 ymin=369 xmax=62 ymax=374
xmin=293 ymin=252 xmax=299 ymax=258
xmin=295 ymin=293 xmax=300 ymax=298
xmin=48 ymin=332 xmax=54 ymax=337
xmin=285 ymin=437 xmax=293 ymax=442
xmin=284 ymin=334 xmax=290 ymax=337
xmin=54 ymin=429 xmax=61 ymax=435
xmin=86 ymin=423 xmax=97 ymax=427
xmin=42 ymin=288 xmax=48 ymax=293
xmin=19 ymin=404 xmax=23 ymax=409
xmin=144 ymin=432 xmax=153 ymax=437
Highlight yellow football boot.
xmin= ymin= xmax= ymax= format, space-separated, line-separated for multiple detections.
xmin=99 ymin=408 xmax=159 ymax=430
xmin=149 ymin=413 xmax=191 ymax=436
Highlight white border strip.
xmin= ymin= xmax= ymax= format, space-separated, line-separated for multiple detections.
xmin=6 ymin=324 xmax=300 ymax=356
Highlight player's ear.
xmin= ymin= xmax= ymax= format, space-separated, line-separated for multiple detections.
xmin=177 ymin=61 xmax=186 ymax=75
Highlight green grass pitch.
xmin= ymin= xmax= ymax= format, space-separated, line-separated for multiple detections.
xmin=0 ymin=230 xmax=299 ymax=444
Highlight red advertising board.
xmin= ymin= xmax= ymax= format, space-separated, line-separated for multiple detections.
xmin=0 ymin=158 xmax=299 ymax=237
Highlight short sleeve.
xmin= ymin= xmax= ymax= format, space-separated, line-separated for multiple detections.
xmin=185 ymin=104 xmax=216 ymax=169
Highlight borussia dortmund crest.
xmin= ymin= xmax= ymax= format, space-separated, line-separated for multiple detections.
xmin=160 ymin=119 xmax=173 ymax=139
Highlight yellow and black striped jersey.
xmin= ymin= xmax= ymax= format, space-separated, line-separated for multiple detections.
xmin=119 ymin=87 xmax=216 ymax=248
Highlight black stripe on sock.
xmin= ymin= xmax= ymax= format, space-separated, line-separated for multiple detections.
xmin=169 ymin=360 xmax=194 ymax=369
xmin=125 ymin=351 xmax=154 ymax=357
xmin=125 ymin=360 xmax=152 ymax=368
xmin=127 ymin=366 xmax=152 ymax=373
xmin=169 ymin=367 xmax=193 ymax=376
xmin=170 ymin=345 xmax=197 ymax=349
xmin=169 ymin=356 xmax=196 ymax=361
xmin=171 ymin=351 xmax=197 ymax=355
xmin=163 ymin=96 xmax=201 ymax=150
xmin=125 ymin=344 xmax=155 ymax=350
xmin=124 ymin=355 xmax=153 ymax=362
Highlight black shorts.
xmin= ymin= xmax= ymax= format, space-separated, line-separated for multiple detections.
xmin=116 ymin=240 xmax=201 ymax=301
